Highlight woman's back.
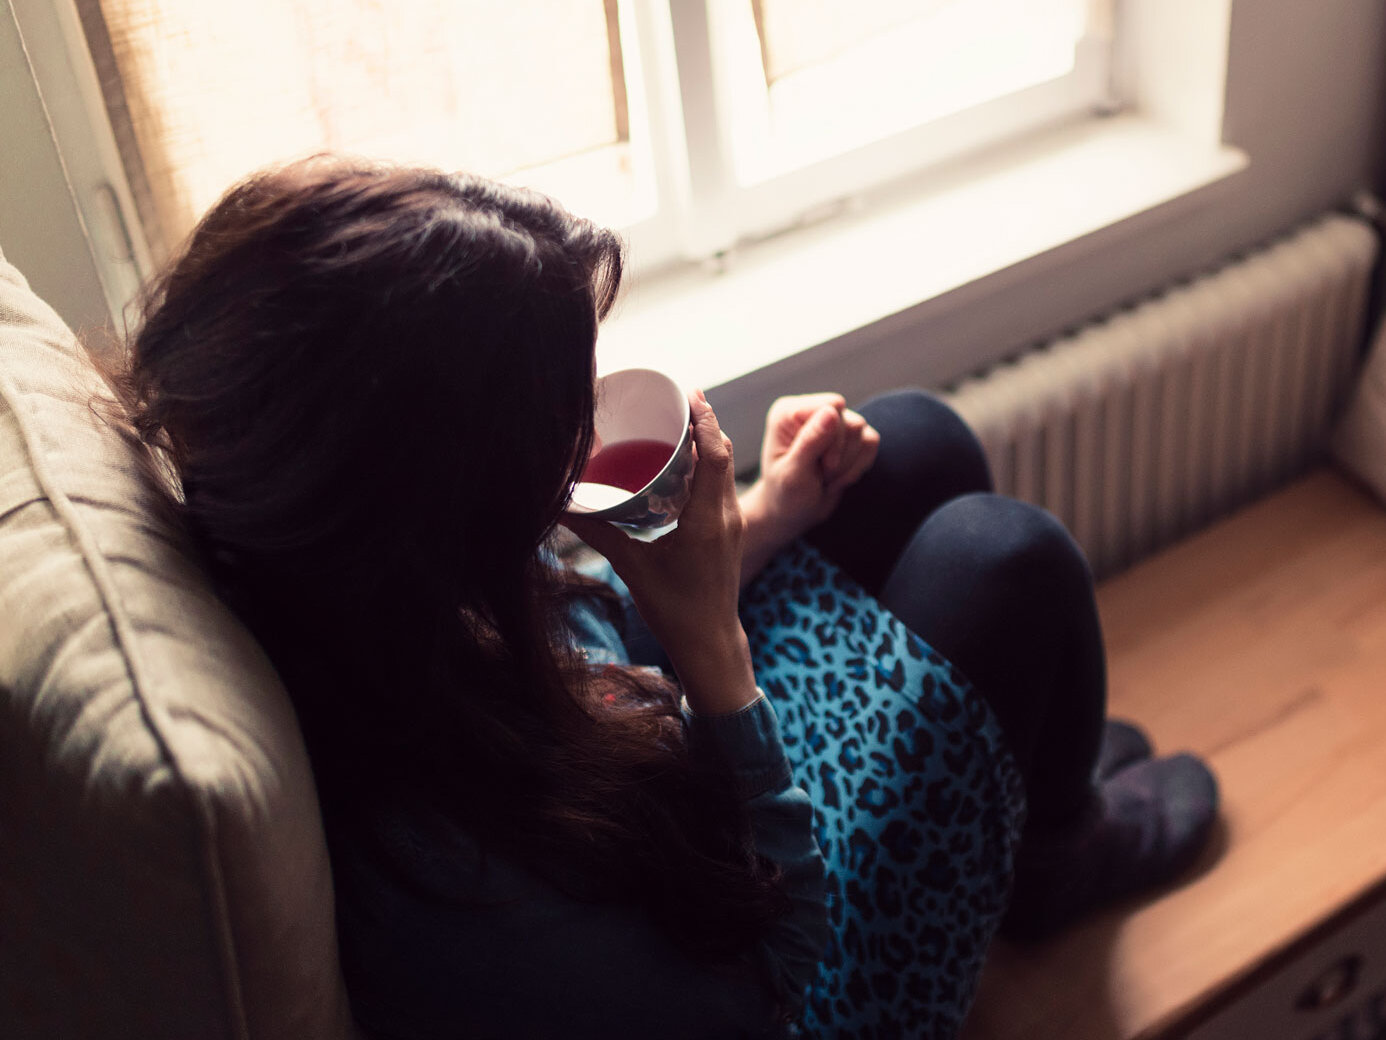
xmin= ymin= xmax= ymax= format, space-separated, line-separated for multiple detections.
xmin=107 ymin=154 xmax=829 ymax=1038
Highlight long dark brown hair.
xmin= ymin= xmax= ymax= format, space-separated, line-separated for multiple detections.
xmin=105 ymin=155 xmax=786 ymax=960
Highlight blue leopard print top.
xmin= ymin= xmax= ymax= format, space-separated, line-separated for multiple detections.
xmin=579 ymin=540 xmax=1027 ymax=1038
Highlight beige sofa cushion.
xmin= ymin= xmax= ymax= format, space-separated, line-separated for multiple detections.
xmin=0 ymin=249 xmax=357 ymax=1039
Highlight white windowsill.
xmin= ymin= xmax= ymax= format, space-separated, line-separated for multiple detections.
xmin=596 ymin=112 xmax=1247 ymax=394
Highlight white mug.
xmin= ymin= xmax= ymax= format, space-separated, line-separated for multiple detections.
xmin=565 ymin=368 xmax=695 ymax=529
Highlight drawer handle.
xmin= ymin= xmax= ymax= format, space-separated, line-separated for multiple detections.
xmin=1296 ymin=954 xmax=1365 ymax=1012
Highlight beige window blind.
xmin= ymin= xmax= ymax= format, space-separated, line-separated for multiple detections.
xmin=76 ymin=0 xmax=627 ymax=261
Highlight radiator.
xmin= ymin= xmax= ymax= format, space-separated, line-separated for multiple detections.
xmin=944 ymin=213 xmax=1379 ymax=579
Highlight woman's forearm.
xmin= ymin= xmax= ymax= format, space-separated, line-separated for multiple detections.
xmin=738 ymin=481 xmax=796 ymax=590
xmin=682 ymin=696 xmax=830 ymax=1016
xmin=671 ymin=624 xmax=760 ymax=717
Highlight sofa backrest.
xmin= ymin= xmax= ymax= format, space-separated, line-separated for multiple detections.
xmin=0 ymin=249 xmax=357 ymax=1039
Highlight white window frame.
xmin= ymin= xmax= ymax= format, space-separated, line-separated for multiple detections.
xmin=10 ymin=0 xmax=151 ymax=326
xmin=657 ymin=0 xmax=1115 ymax=261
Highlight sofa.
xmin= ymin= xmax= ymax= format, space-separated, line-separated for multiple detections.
xmin=0 ymin=247 xmax=359 ymax=1038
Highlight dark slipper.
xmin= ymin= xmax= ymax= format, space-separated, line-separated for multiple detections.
xmin=1097 ymin=718 xmax=1154 ymax=779
xmin=1001 ymin=752 xmax=1219 ymax=941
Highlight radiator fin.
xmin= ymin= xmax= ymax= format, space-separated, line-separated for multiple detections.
xmin=946 ymin=213 xmax=1378 ymax=578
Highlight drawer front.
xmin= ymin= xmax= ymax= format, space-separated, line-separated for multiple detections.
xmin=1186 ymin=895 xmax=1386 ymax=1040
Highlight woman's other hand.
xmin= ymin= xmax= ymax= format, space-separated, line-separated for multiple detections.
xmin=562 ymin=390 xmax=758 ymax=716
xmin=738 ymin=393 xmax=879 ymax=587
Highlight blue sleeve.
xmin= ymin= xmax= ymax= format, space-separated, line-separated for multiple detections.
xmin=683 ymin=695 xmax=830 ymax=1019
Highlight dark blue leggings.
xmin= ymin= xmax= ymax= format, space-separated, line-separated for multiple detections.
xmin=806 ymin=390 xmax=1105 ymax=828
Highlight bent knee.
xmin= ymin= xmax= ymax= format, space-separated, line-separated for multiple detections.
xmin=924 ymin=493 xmax=1092 ymax=589
xmin=858 ymin=389 xmax=992 ymax=492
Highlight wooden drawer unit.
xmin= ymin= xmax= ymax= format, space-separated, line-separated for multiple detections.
xmin=1186 ymin=887 xmax=1386 ymax=1040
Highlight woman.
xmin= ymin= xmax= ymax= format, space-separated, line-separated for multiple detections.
xmin=106 ymin=156 xmax=1217 ymax=1039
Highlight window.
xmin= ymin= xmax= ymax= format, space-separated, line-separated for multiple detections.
xmin=748 ymin=0 xmax=1089 ymax=175
xmin=76 ymin=0 xmax=646 ymax=263
xmin=68 ymin=0 xmax=1112 ymax=282
xmin=680 ymin=0 xmax=1109 ymax=257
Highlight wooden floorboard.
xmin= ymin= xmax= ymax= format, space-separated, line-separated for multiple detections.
xmin=961 ymin=469 xmax=1386 ymax=1040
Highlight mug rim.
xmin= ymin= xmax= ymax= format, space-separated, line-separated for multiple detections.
xmin=566 ymin=368 xmax=692 ymax=522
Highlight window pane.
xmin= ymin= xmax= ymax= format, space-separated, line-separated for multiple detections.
xmin=738 ymin=0 xmax=1091 ymax=177
xmin=753 ymin=0 xmax=936 ymax=84
xmin=89 ymin=0 xmax=627 ymax=252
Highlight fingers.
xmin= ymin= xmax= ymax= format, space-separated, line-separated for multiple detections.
xmin=689 ymin=389 xmax=734 ymax=475
xmin=767 ymin=393 xmax=846 ymax=428
xmin=682 ymin=389 xmax=738 ymax=524
xmin=768 ymin=396 xmax=876 ymax=492
xmin=820 ymin=407 xmax=848 ymax=474
xmin=826 ymin=416 xmax=880 ymax=495
xmin=839 ymin=409 xmax=869 ymax=459
xmin=764 ymin=393 xmax=846 ymax=460
xmin=786 ymin=405 xmax=842 ymax=476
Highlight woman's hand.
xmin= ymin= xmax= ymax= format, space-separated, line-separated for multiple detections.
xmin=738 ymin=393 xmax=879 ymax=587
xmin=562 ymin=390 xmax=758 ymax=716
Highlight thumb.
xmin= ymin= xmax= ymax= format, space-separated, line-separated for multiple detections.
xmin=782 ymin=405 xmax=841 ymax=476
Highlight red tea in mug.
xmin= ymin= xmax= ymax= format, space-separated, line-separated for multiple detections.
xmin=583 ymin=438 xmax=675 ymax=494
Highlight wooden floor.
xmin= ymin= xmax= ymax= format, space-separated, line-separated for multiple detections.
xmin=961 ymin=469 xmax=1386 ymax=1040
